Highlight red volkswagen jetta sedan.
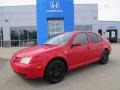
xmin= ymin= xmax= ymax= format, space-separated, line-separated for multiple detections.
xmin=10 ymin=31 xmax=111 ymax=83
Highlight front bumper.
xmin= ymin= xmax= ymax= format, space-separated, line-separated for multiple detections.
xmin=10 ymin=62 xmax=44 ymax=79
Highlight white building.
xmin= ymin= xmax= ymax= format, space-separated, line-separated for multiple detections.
xmin=0 ymin=5 xmax=36 ymax=47
xmin=74 ymin=4 xmax=98 ymax=33
xmin=74 ymin=4 xmax=120 ymax=43
xmin=0 ymin=4 xmax=120 ymax=47
xmin=98 ymin=21 xmax=120 ymax=43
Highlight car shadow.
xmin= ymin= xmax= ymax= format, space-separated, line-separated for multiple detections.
xmin=21 ymin=63 xmax=101 ymax=85
xmin=18 ymin=58 xmax=114 ymax=87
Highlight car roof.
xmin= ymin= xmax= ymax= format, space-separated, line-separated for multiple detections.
xmin=65 ymin=31 xmax=93 ymax=34
xmin=64 ymin=31 xmax=98 ymax=35
xmin=74 ymin=30 xmax=93 ymax=33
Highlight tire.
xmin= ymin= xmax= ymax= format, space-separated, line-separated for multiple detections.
xmin=99 ymin=50 xmax=109 ymax=64
xmin=45 ymin=60 xmax=66 ymax=84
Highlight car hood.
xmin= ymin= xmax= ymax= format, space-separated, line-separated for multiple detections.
xmin=15 ymin=45 xmax=61 ymax=57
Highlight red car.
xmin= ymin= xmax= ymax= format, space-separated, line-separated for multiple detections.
xmin=10 ymin=31 xmax=111 ymax=83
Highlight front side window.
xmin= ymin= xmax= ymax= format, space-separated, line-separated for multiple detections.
xmin=73 ymin=33 xmax=88 ymax=45
xmin=45 ymin=32 xmax=73 ymax=45
xmin=88 ymin=32 xmax=99 ymax=43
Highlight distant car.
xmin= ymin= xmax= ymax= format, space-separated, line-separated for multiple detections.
xmin=10 ymin=31 xmax=111 ymax=83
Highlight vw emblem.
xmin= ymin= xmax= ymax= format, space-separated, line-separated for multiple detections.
xmin=50 ymin=0 xmax=60 ymax=9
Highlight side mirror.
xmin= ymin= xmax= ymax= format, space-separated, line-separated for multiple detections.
xmin=71 ymin=42 xmax=81 ymax=48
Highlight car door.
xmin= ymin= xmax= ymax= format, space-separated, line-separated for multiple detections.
xmin=67 ymin=32 xmax=90 ymax=68
xmin=87 ymin=32 xmax=103 ymax=61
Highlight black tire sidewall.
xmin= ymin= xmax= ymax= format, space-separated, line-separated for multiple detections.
xmin=100 ymin=50 xmax=109 ymax=64
xmin=45 ymin=60 xmax=66 ymax=83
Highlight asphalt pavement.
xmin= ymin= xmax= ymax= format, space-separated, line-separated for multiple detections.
xmin=0 ymin=44 xmax=120 ymax=90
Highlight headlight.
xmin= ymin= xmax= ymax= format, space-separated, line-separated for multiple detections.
xmin=20 ymin=57 xmax=32 ymax=64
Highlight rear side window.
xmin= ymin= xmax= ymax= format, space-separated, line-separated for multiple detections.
xmin=73 ymin=33 xmax=88 ymax=45
xmin=96 ymin=35 xmax=102 ymax=42
xmin=88 ymin=32 xmax=100 ymax=43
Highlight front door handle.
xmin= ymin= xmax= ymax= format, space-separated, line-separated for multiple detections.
xmin=87 ymin=46 xmax=90 ymax=49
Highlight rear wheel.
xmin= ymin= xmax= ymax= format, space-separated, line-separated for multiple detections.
xmin=99 ymin=50 xmax=109 ymax=64
xmin=45 ymin=60 xmax=66 ymax=83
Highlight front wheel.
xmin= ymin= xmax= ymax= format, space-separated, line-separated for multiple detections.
xmin=45 ymin=60 xmax=66 ymax=83
xmin=99 ymin=50 xmax=109 ymax=64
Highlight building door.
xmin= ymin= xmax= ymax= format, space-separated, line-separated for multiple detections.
xmin=107 ymin=30 xmax=118 ymax=43
xmin=48 ymin=19 xmax=64 ymax=38
xmin=0 ymin=28 xmax=3 ymax=47
xmin=98 ymin=29 xmax=102 ymax=36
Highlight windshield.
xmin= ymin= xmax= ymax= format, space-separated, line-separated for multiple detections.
xmin=44 ymin=32 xmax=73 ymax=45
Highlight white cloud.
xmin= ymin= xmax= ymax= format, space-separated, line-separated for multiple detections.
xmin=98 ymin=0 xmax=120 ymax=21
xmin=0 ymin=0 xmax=98 ymax=6
xmin=0 ymin=0 xmax=36 ymax=6
xmin=74 ymin=0 xmax=98 ymax=4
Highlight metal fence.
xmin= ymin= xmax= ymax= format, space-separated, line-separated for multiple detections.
xmin=11 ymin=39 xmax=37 ymax=47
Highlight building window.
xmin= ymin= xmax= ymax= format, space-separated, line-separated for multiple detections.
xmin=10 ymin=26 xmax=37 ymax=47
xmin=0 ymin=28 xmax=3 ymax=47
xmin=75 ymin=25 xmax=92 ymax=31
xmin=48 ymin=20 xmax=64 ymax=38
xmin=111 ymin=31 xmax=116 ymax=38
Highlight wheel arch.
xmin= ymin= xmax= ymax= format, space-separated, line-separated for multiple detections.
xmin=44 ymin=56 xmax=68 ymax=77
xmin=104 ymin=48 xmax=110 ymax=54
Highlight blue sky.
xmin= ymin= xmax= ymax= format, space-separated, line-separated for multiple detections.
xmin=0 ymin=0 xmax=119 ymax=21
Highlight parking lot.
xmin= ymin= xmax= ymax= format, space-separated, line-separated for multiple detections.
xmin=0 ymin=44 xmax=120 ymax=90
